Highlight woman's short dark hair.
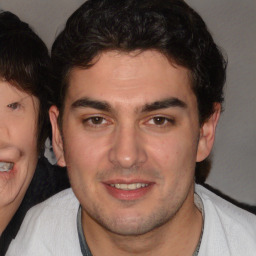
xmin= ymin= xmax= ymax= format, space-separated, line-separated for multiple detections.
xmin=52 ymin=0 xmax=227 ymax=124
xmin=0 ymin=11 xmax=52 ymax=153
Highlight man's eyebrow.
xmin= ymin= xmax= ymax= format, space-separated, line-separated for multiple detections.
xmin=71 ymin=97 xmax=111 ymax=111
xmin=142 ymin=98 xmax=187 ymax=112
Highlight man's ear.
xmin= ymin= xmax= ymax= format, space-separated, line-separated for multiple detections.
xmin=49 ymin=106 xmax=66 ymax=167
xmin=196 ymin=103 xmax=221 ymax=162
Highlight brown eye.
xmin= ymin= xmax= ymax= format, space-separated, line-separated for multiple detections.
xmin=152 ymin=117 xmax=167 ymax=125
xmin=82 ymin=116 xmax=111 ymax=128
xmin=146 ymin=116 xmax=175 ymax=128
xmin=90 ymin=116 xmax=104 ymax=125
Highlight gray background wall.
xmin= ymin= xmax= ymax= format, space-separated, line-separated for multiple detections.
xmin=0 ymin=0 xmax=255 ymax=205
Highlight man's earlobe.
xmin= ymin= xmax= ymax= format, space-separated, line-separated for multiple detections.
xmin=196 ymin=103 xmax=221 ymax=162
xmin=49 ymin=106 xmax=66 ymax=167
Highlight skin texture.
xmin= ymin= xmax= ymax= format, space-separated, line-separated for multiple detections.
xmin=0 ymin=79 xmax=39 ymax=234
xmin=50 ymin=50 xmax=220 ymax=255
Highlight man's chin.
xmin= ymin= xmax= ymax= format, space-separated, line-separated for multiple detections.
xmin=93 ymin=212 xmax=170 ymax=237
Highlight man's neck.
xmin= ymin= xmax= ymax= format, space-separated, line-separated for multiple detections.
xmin=82 ymin=191 xmax=203 ymax=256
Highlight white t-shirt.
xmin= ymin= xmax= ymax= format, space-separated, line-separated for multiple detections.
xmin=196 ymin=185 xmax=256 ymax=255
xmin=6 ymin=185 xmax=256 ymax=256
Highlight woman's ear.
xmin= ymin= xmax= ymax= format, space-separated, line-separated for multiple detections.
xmin=49 ymin=106 xmax=66 ymax=167
xmin=196 ymin=103 xmax=221 ymax=162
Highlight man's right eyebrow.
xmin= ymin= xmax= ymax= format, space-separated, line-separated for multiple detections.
xmin=71 ymin=97 xmax=111 ymax=111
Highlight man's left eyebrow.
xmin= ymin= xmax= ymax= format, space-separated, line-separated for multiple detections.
xmin=141 ymin=98 xmax=187 ymax=112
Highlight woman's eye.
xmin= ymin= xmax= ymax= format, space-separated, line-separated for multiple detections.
xmin=7 ymin=102 xmax=20 ymax=110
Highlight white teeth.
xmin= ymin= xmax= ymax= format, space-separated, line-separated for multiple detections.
xmin=0 ymin=162 xmax=14 ymax=172
xmin=110 ymin=183 xmax=149 ymax=190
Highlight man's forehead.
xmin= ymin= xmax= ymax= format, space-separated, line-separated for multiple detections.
xmin=67 ymin=49 xmax=190 ymax=83
xmin=64 ymin=50 xmax=194 ymax=108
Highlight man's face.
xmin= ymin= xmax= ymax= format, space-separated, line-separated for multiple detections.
xmin=0 ymin=80 xmax=39 ymax=211
xmin=51 ymin=50 xmax=217 ymax=236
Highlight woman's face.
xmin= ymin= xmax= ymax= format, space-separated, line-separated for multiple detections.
xmin=0 ymin=79 xmax=39 ymax=213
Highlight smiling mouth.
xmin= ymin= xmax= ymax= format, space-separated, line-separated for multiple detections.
xmin=0 ymin=162 xmax=14 ymax=172
xmin=110 ymin=183 xmax=149 ymax=190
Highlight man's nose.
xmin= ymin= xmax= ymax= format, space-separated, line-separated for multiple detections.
xmin=108 ymin=125 xmax=147 ymax=169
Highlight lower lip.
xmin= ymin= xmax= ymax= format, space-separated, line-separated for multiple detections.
xmin=103 ymin=183 xmax=154 ymax=201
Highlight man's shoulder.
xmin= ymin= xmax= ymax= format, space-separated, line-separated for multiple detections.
xmin=196 ymin=184 xmax=256 ymax=255
xmin=6 ymin=188 xmax=81 ymax=256
xmin=38 ymin=187 xmax=77 ymax=205
xmin=21 ymin=188 xmax=79 ymax=229
xmin=27 ymin=187 xmax=77 ymax=213
xmin=196 ymin=184 xmax=256 ymax=221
